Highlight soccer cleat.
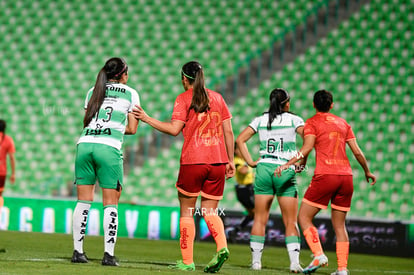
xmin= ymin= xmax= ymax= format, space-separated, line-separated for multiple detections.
xmin=251 ymin=262 xmax=262 ymax=270
xmin=331 ymin=269 xmax=349 ymax=275
xmin=101 ymin=252 xmax=119 ymax=266
xmin=289 ymin=262 xmax=303 ymax=273
xmin=71 ymin=250 xmax=88 ymax=263
xmin=168 ymin=260 xmax=195 ymax=271
xmin=303 ymin=254 xmax=328 ymax=274
xmin=204 ymin=247 xmax=230 ymax=273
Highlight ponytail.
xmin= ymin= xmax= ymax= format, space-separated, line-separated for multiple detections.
xmin=83 ymin=57 xmax=127 ymax=128
xmin=83 ymin=69 xmax=107 ymax=127
xmin=267 ymin=88 xmax=290 ymax=130
xmin=182 ymin=61 xmax=209 ymax=113
xmin=191 ymin=69 xmax=209 ymax=113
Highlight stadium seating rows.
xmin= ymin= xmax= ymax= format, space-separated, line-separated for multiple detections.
xmin=121 ymin=0 xmax=414 ymax=221
xmin=0 ymin=0 xmax=324 ymax=197
xmin=0 ymin=0 xmax=412 ymax=221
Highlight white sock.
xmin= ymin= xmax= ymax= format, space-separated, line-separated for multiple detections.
xmin=103 ymin=206 xmax=118 ymax=256
xmin=72 ymin=201 xmax=92 ymax=253
xmin=250 ymin=241 xmax=264 ymax=264
xmin=287 ymin=242 xmax=301 ymax=264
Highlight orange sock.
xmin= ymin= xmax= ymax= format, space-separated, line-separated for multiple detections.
xmin=303 ymin=226 xmax=324 ymax=256
xmin=204 ymin=214 xmax=227 ymax=251
xmin=0 ymin=196 xmax=3 ymax=208
xmin=336 ymin=241 xmax=349 ymax=270
xmin=180 ymin=217 xmax=195 ymax=265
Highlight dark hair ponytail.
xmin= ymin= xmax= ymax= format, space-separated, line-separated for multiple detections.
xmin=182 ymin=61 xmax=209 ymax=113
xmin=83 ymin=57 xmax=127 ymax=127
xmin=267 ymin=88 xmax=290 ymax=130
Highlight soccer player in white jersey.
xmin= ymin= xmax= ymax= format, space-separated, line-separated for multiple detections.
xmin=236 ymin=88 xmax=304 ymax=273
xmin=71 ymin=57 xmax=139 ymax=266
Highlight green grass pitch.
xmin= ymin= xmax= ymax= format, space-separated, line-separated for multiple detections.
xmin=0 ymin=231 xmax=413 ymax=274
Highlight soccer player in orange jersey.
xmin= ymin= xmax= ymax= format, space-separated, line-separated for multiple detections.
xmin=0 ymin=120 xmax=16 ymax=213
xmin=275 ymin=90 xmax=376 ymax=275
xmin=133 ymin=61 xmax=235 ymax=273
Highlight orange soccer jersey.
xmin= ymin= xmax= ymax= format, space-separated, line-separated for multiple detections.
xmin=304 ymin=112 xmax=355 ymax=175
xmin=0 ymin=134 xmax=15 ymax=176
xmin=171 ymin=88 xmax=232 ymax=165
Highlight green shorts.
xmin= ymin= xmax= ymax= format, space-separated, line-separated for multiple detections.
xmin=254 ymin=162 xmax=297 ymax=197
xmin=75 ymin=143 xmax=123 ymax=190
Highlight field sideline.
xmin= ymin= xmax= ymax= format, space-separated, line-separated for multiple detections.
xmin=0 ymin=231 xmax=413 ymax=275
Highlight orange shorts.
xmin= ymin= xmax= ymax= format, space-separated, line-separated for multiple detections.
xmin=303 ymin=174 xmax=353 ymax=211
xmin=176 ymin=164 xmax=226 ymax=200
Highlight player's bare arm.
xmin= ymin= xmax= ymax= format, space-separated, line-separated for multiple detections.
xmin=9 ymin=152 xmax=15 ymax=184
xmin=347 ymin=139 xmax=377 ymax=185
xmin=132 ymin=105 xmax=184 ymax=136
xmin=124 ymin=113 xmax=139 ymax=135
xmin=236 ymin=127 xmax=258 ymax=168
xmin=274 ymin=135 xmax=315 ymax=177
xmin=223 ymin=119 xmax=235 ymax=179
xmin=294 ymin=126 xmax=307 ymax=173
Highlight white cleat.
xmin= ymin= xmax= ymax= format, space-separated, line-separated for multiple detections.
xmin=303 ymin=254 xmax=328 ymax=274
xmin=251 ymin=262 xmax=262 ymax=270
xmin=290 ymin=262 xmax=303 ymax=273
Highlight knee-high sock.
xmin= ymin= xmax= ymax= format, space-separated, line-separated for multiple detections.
xmin=303 ymin=226 xmax=324 ymax=257
xmin=204 ymin=214 xmax=227 ymax=251
xmin=180 ymin=217 xmax=195 ymax=265
xmin=336 ymin=241 xmax=349 ymax=271
xmin=72 ymin=201 xmax=92 ymax=253
xmin=250 ymin=235 xmax=265 ymax=264
xmin=103 ymin=205 xmax=118 ymax=256
xmin=286 ymin=235 xmax=301 ymax=265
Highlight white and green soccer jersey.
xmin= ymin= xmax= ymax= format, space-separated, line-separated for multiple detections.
xmin=78 ymin=83 xmax=140 ymax=150
xmin=249 ymin=112 xmax=304 ymax=165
